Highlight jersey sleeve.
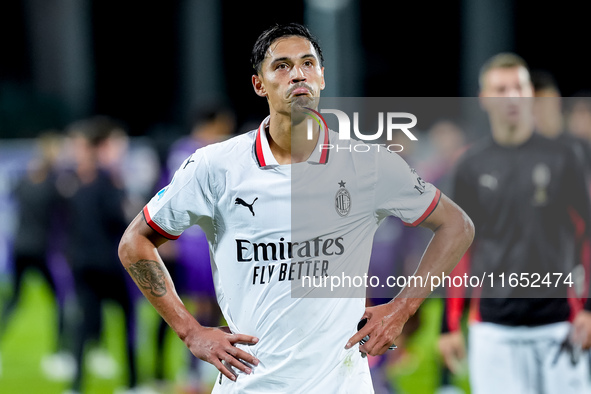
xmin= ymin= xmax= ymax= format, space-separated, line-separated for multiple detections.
xmin=374 ymin=151 xmax=441 ymax=226
xmin=144 ymin=150 xmax=214 ymax=240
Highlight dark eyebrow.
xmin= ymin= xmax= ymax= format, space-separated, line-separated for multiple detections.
xmin=270 ymin=54 xmax=317 ymax=65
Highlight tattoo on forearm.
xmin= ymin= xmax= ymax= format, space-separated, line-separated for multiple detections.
xmin=127 ymin=259 xmax=167 ymax=297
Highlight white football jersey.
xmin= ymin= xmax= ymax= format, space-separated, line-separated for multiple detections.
xmin=144 ymin=116 xmax=439 ymax=393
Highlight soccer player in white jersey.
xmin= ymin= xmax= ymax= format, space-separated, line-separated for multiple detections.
xmin=119 ymin=23 xmax=474 ymax=393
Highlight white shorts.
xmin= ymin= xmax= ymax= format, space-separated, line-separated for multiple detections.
xmin=211 ymin=345 xmax=374 ymax=394
xmin=468 ymin=321 xmax=591 ymax=394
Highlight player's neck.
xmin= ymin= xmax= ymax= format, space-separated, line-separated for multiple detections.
xmin=268 ymin=113 xmax=319 ymax=164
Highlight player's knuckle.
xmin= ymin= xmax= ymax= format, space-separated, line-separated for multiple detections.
xmin=214 ymin=348 xmax=227 ymax=360
xmin=221 ymin=353 xmax=233 ymax=363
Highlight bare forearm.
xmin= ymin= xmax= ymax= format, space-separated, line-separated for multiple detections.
xmin=118 ymin=215 xmax=199 ymax=340
xmin=392 ymin=196 xmax=474 ymax=315
xmin=126 ymin=258 xmax=196 ymax=340
xmin=118 ymin=214 xmax=259 ymax=380
xmin=346 ymin=194 xmax=474 ymax=355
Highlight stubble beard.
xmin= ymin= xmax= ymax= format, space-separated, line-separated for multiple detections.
xmin=290 ymin=95 xmax=316 ymax=124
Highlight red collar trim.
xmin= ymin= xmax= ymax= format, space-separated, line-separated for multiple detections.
xmin=254 ymin=114 xmax=331 ymax=167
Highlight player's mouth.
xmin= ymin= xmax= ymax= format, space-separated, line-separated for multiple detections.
xmin=291 ymin=87 xmax=311 ymax=96
xmin=506 ymin=104 xmax=521 ymax=116
xmin=288 ymin=84 xmax=314 ymax=98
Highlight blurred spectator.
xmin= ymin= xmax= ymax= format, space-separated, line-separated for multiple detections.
xmin=154 ymin=104 xmax=235 ymax=392
xmin=532 ymin=71 xmax=591 ymax=174
xmin=59 ymin=116 xmax=138 ymax=394
xmin=421 ymin=120 xmax=467 ymax=196
xmin=119 ymin=141 xmax=161 ymax=222
xmin=0 ymin=132 xmax=74 ymax=378
xmin=531 ymin=70 xmax=563 ymax=139
xmin=566 ymin=93 xmax=591 ymax=142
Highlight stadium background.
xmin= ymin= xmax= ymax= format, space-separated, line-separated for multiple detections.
xmin=1 ymin=1 xmax=590 ymax=393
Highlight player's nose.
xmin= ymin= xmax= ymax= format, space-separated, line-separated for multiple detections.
xmin=290 ymin=66 xmax=306 ymax=83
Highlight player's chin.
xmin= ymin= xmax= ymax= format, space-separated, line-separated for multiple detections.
xmin=290 ymin=95 xmax=315 ymax=110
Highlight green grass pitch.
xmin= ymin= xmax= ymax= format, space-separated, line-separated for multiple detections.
xmin=0 ymin=272 xmax=470 ymax=393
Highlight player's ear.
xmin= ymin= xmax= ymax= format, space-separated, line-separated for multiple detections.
xmin=252 ymin=74 xmax=267 ymax=97
xmin=320 ymin=67 xmax=325 ymax=91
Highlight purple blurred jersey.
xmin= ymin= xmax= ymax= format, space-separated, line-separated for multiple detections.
xmin=160 ymin=136 xmax=216 ymax=297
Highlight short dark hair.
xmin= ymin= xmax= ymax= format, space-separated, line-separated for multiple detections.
xmin=251 ymin=23 xmax=324 ymax=74
xmin=67 ymin=116 xmax=126 ymax=147
xmin=530 ymin=70 xmax=560 ymax=94
xmin=189 ymin=102 xmax=234 ymax=129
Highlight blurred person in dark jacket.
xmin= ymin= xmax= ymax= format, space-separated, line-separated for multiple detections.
xmin=153 ymin=104 xmax=234 ymax=392
xmin=532 ymin=71 xmax=591 ymax=174
xmin=60 ymin=116 xmax=138 ymax=394
xmin=0 ymin=132 xmax=74 ymax=378
xmin=566 ymin=93 xmax=591 ymax=143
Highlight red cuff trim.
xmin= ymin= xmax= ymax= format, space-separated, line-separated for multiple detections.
xmin=143 ymin=206 xmax=180 ymax=240
xmin=404 ymin=189 xmax=441 ymax=227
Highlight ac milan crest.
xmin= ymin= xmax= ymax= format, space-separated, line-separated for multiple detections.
xmin=335 ymin=180 xmax=351 ymax=217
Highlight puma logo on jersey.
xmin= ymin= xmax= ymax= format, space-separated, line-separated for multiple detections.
xmin=235 ymin=197 xmax=258 ymax=216
xmin=183 ymin=154 xmax=195 ymax=169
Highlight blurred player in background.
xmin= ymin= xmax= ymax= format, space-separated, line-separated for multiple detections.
xmin=0 ymin=132 xmax=73 ymax=378
xmin=531 ymin=70 xmax=591 ymax=174
xmin=154 ymin=104 xmax=234 ymax=392
xmin=439 ymin=53 xmax=591 ymax=394
xmin=531 ymin=70 xmax=563 ymax=139
xmin=60 ymin=116 xmax=139 ymax=394
xmin=567 ymin=93 xmax=591 ymax=143
xmin=421 ymin=121 xmax=467 ymax=196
